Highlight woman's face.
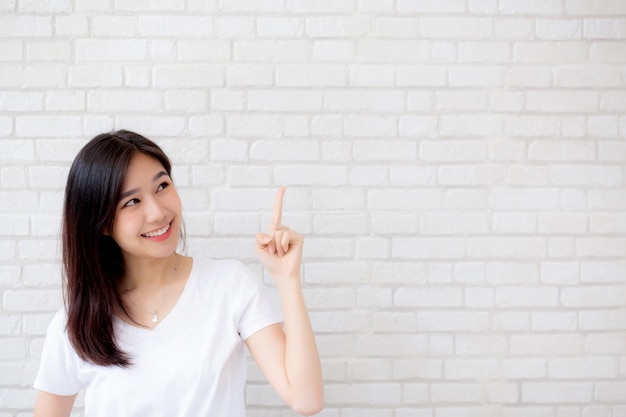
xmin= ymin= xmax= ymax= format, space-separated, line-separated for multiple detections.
xmin=110 ymin=152 xmax=182 ymax=261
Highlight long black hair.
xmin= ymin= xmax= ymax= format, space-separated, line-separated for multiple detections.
xmin=62 ymin=130 xmax=173 ymax=366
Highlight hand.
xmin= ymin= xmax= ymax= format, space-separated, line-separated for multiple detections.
xmin=255 ymin=186 xmax=303 ymax=281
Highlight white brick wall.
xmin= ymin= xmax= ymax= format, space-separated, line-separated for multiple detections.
xmin=1 ymin=1 xmax=625 ymax=415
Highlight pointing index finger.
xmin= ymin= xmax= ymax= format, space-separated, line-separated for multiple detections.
xmin=271 ymin=186 xmax=285 ymax=227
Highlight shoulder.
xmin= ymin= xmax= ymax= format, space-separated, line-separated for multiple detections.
xmin=47 ymin=308 xmax=69 ymax=335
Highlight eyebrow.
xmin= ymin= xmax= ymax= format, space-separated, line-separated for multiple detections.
xmin=118 ymin=171 xmax=169 ymax=201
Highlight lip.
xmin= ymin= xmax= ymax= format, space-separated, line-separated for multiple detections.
xmin=141 ymin=221 xmax=173 ymax=242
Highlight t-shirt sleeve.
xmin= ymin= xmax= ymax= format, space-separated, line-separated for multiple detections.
xmin=235 ymin=262 xmax=283 ymax=341
xmin=33 ymin=309 xmax=83 ymax=396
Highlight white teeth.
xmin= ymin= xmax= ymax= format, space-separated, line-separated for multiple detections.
xmin=143 ymin=223 xmax=169 ymax=237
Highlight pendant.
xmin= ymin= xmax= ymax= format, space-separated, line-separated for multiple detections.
xmin=151 ymin=311 xmax=158 ymax=323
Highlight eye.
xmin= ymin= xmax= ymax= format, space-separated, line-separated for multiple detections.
xmin=123 ymin=198 xmax=140 ymax=208
xmin=157 ymin=181 xmax=170 ymax=192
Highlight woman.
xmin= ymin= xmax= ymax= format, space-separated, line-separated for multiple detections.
xmin=33 ymin=130 xmax=323 ymax=417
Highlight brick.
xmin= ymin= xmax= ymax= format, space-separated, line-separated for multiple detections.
xmin=390 ymin=166 xmax=436 ymax=186
xmin=577 ymin=238 xmax=626 ymax=258
xmin=502 ymin=358 xmax=546 ymax=379
xmin=228 ymin=115 xmax=282 ymax=138
xmin=527 ymin=91 xmax=599 ymax=113
xmin=431 ymin=383 xmax=483 ymax=403
xmin=353 ymin=140 xmax=415 ymax=161
xmin=455 ymin=334 xmax=508 ymax=356
xmin=449 ymin=67 xmax=503 ymax=87
xmin=563 ymin=286 xmax=626 ymax=307
xmin=420 ymin=140 xmax=487 ymax=162
xmin=501 ymin=0 xmax=563 ymax=14
xmin=325 ymin=91 xmax=404 ymax=113
xmin=304 ymin=288 xmax=356 ymax=310
xmin=468 ymin=0 xmax=498 ymax=13
xmin=311 ymin=188 xmax=366 ymax=210
xmin=513 ymin=42 xmax=588 ymax=64
xmin=154 ymin=65 xmax=223 ymax=88
xmin=314 ymin=214 xmax=368 ymax=234
xmin=459 ymin=41 xmax=511 ymax=63
xmin=541 ymin=262 xmax=579 ymax=285
xmin=549 ymin=357 xmax=617 ymax=379
xmin=506 ymin=165 xmax=549 ymax=186
xmin=372 ymin=312 xmax=415 ymax=332
xmin=358 ymin=287 xmax=392 ymax=308
xmin=566 ymin=0 xmax=626 ymax=15
xmin=486 ymin=383 xmax=519 ymax=404
xmin=486 ymin=262 xmax=540 ymax=284
xmin=495 ymin=18 xmax=534 ymax=39
xmin=88 ymin=90 xmax=162 ymax=112
xmin=357 ymin=40 xmax=429 ymax=63
xmin=440 ymin=115 xmax=503 ymax=136
xmin=532 ymin=312 xmax=577 ymax=331
xmin=444 ymin=189 xmax=488 ymax=210
xmin=393 ymin=238 xmax=464 ymax=260
xmin=421 ymin=213 xmax=489 ymax=235
xmin=511 ymin=334 xmax=584 ymax=355
xmin=439 ymin=164 xmax=506 ymax=185
xmin=529 ymin=140 xmax=595 ymax=161
xmin=421 ymin=17 xmax=493 ymax=39
xmin=375 ymin=17 xmax=419 ymax=38
xmin=585 ymin=333 xmax=626 ymax=354
xmin=496 ymin=287 xmax=558 ymax=307
xmin=536 ymin=19 xmax=582 ymax=40
xmin=581 ymin=261 xmax=626 ymax=283
xmin=351 ymin=166 xmax=388 ymax=186
xmin=311 ymin=312 xmax=370 ymax=333
xmin=538 ymin=214 xmax=588 ymax=234
xmin=76 ymin=39 xmax=148 ymax=61
xmin=584 ymin=18 xmax=626 ymax=39
xmin=444 ymin=359 xmax=499 ymax=379
xmin=346 ymin=359 xmax=392 ymax=380
xmin=277 ymin=65 xmax=346 ymax=87
xmin=349 ymin=65 xmax=395 ymax=87
xmin=394 ymin=287 xmax=463 ymax=308
xmin=397 ymin=0 xmax=465 ymax=13
xmin=522 ymin=383 xmax=592 ymax=403
xmin=249 ymin=90 xmax=322 ymax=112
xmin=417 ymin=311 xmax=490 ymax=332
xmin=92 ymin=16 xmax=136 ymax=37
xmin=435 ymin=91 xmax=488 ymax=111
xmin=399 ymin=116 xmax=437 ymax=138
xmin=0 ymin=15 xmax=52 ymax=37
xmin=358 ymin=335 xmax=427 ymax=357
xmin=505 ymin=67 xmax=552 ymax=87
xmin=490 ymin=188 xmax=559 ymax=210
xmin=305 ymin=262 xmax=370 ymax=285
xmin=306 ymin=16 xmax=371 ymax=38
xmin=250 ymin=139 xmax=319 ymax=161
xmin=492 ymin=312 xmax=530 ymax=332
xmin=396 ymin=66 xmax=447 ymax=86
xmin=0 ymin=139 xmax=35 ymax=162
xmin=69 ymin=65 xmax=123 ymax=87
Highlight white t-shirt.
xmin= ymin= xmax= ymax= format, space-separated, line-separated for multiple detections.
xmin=34 ymin=258 xmax=282 ymax=417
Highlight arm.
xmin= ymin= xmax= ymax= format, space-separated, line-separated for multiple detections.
xmin=247 ymin=187 xmax=323 ymax=416
xmin=34 ymin=391 xmax=76 ymax=417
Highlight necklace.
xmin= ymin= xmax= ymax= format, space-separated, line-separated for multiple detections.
xmin=126 ymin=253 xmax=179 ymax=324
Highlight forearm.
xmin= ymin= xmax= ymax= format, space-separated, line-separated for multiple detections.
xmin=276 ymin=275 xmax=323 ymax=414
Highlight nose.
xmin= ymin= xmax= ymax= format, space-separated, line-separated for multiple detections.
xmin=144 ymin=196 xmax=166 ymax=223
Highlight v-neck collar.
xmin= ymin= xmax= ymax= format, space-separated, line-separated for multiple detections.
xmin=115 ymin=257 xmax=196 ymax=337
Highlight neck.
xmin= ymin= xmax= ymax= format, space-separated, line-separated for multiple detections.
xmin=121 ymin=252 xmax=179 ymax=291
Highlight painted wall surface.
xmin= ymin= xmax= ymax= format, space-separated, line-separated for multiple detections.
xmin=1 ymin=0 xmax=626 ymax=416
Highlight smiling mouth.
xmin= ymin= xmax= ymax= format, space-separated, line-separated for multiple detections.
xmin=141 ymin=222 xmax=171 ymax=238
